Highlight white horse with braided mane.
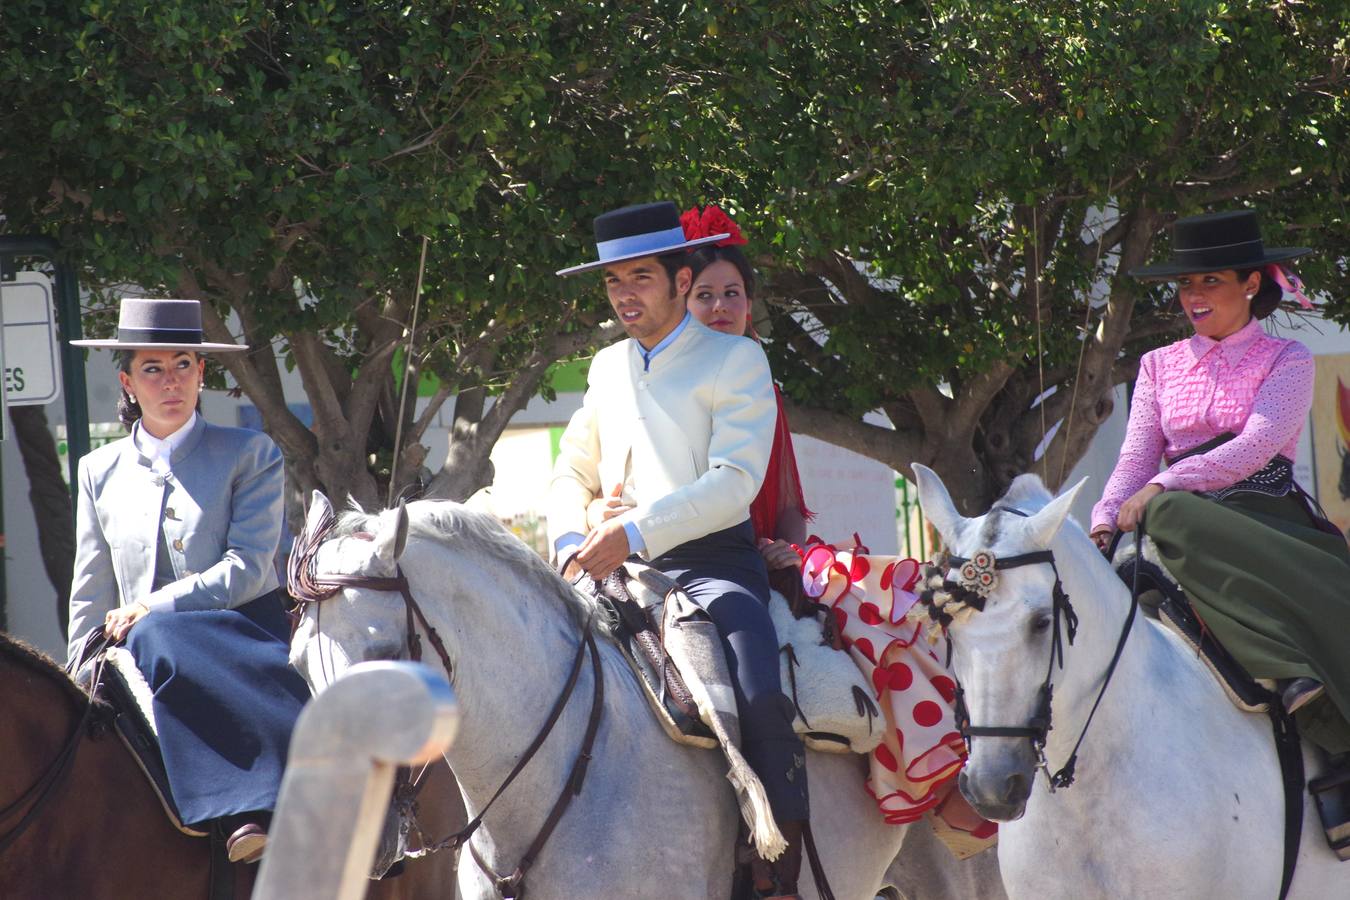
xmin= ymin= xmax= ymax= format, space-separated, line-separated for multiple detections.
xmin=287 ymin=492 xmax=1004 ymax=900
xmin=912 ymin=465 xmax=1343 ymax=900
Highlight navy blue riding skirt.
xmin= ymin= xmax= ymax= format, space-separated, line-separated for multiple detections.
xmin=650 ymin=520 xmax=809 ymax=822
xmin=126 ymin=590 xmax=309 ymax=827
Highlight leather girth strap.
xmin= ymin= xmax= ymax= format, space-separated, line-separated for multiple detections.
xmin=1270 ymin=696 xmax=1304 ymax=900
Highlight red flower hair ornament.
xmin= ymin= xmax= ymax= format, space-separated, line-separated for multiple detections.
xmin=680 ymin=204 xmax=748 ymax=247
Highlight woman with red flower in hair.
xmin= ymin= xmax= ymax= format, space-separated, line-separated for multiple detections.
xmin=681 ymin=204 xmax=815 ymax=572
xmin=675 ymin=205 xmax=998 ymax=855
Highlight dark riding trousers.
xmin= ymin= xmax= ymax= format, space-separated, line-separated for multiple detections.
xmin=126 ymin=589 xmax=310 ymax=826
xmin=649 ymin=520 xmax=809 ymax=822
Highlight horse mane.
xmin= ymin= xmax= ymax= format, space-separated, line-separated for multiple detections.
xmin=0 ymin=631 xmax=95 ymax=713
xmin=334 ymin=502 xmax=613 ymax=638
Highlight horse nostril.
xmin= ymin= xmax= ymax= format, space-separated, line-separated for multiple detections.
xmin=1003 ymin=771 xmax=1030 ymax=805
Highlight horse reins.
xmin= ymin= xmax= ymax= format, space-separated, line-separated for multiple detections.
xmin=944 ymin=508 xmax=1140 ymax=791
xmin=288 ymin=509 xmax=605 ymax=900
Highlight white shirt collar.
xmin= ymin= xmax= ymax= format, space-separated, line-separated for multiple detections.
xmin=133 ymin=412 xmax=198 ymax=475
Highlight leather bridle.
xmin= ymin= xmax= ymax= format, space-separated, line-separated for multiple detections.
xmin=935 ymin=510 xmax=1139 ymax=791
xmin=287 ymin=507 xmax=604 ymax=899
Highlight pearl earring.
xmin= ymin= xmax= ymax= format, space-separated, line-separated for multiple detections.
xmin=128 ymin=394 xmax=137 ymax=404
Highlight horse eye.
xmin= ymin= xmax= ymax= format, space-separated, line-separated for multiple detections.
xmin=1031 ymin=614 xmax=1053 ymax=634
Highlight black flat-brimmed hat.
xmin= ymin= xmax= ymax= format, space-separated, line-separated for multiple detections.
xmin=70 ymin=298 xmax=248 ymax=352
xmin=556 ymin=201 xmax=729 ymax=277
xmin=1129 ymin=210 xmax=1312 ymax=280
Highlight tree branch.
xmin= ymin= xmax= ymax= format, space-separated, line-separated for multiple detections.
xmin=780 ymin=397 xmax=922 ymax=474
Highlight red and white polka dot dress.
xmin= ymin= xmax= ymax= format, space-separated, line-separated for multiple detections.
xmin=800 ymin=539 xmax=992 ymax=839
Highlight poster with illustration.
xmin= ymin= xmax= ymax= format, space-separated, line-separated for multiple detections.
xmin=1310 ymin=353 xmax=1350 ymax=535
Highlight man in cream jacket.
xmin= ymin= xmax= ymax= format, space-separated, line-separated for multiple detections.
xmin=550 ymin=201 xmax=810 ymax=897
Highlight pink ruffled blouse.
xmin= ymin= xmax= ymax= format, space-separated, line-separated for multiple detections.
xmin=1091 ymin=317 xmax=1314 ymax=533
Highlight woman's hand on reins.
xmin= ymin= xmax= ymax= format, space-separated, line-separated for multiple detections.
xmin=1116 ymin=483 xmax=1163 ymax=533
xmin=758 ymin=538 xmax=802 ymax=571
xmin=105 ymin=601 xmax=150 ymax=641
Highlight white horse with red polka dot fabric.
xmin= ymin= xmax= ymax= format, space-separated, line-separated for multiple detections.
xmin=914 ymin=465 xmax=1343 ymax=900
xmin=290 ymin=494 xmax=1007 ymax=900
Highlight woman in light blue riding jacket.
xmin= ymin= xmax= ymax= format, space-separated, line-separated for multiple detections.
xmin=68 ymin=297 xmax=308 ymax=864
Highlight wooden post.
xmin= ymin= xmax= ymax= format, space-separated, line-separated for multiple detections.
xmin=252 ymin=661 xmax=458 ymax=900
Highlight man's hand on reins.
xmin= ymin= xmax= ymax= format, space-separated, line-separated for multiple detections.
xmin=577 ymin=519 xmax=631 ymax=581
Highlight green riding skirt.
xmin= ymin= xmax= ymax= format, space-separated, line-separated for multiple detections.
xmin=1145 ymin=489 xmax=1350 ymax=753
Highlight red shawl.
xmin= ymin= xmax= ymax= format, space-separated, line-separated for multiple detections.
xmin=750 ymin=386 xmax=815 ymax=543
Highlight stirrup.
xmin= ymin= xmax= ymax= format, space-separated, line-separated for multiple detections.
xmin=1309 ymin=762 xmax=1350 ymax=861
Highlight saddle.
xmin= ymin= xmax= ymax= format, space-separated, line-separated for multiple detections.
xmin=97 ymin=646 xmax=209 ymax=837
xmin=591 ymin=567 xmax=717 ymax=747
xmin=585 ymin=562 xmax=882 ymax=755
xmin=72 ymin=631 xmax=410 ymax=877
xmin=1112 ymin=536 xmax=1273 ymax=713
xmin=1113 ymin=537 xmax=1350 ymax=863
xmin=574 ymin=562 xmax=786 ymax=858
xmin=65 ymin=630 xmax=204 ymax=837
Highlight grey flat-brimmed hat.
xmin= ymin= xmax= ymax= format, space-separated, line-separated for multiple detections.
xmin=70 ymin=298 xmax=248 ymax=352
xmin=556 ymin=201 xmax=729 ymax=277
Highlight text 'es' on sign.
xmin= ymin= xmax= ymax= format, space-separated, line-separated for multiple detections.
xmin=1 ymin=271 xmax=63 ymax=406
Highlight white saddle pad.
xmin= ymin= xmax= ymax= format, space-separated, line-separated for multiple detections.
xmin=105 ymin=646 xmax=159 ymax=736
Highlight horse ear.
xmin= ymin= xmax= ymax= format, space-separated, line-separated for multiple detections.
xmin=374 ymin=501 xmax=410 ymax=567
xmin=912 ymin=464 xmax=966 ymax=547
xmin=1027 ymin=476 xmax=1089 ymax=547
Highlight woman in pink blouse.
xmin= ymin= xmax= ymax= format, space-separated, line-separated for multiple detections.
xmin=1091 ymin=210 xmax=1350 ymax=755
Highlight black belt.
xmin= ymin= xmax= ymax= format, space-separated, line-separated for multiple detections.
xmin=1167 ymin=433 xmax=1342 ymax=536
xmin=1166 ymin=432 xmax=1293 ymax=502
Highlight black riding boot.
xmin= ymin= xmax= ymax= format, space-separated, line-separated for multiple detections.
xmin=750 ymin=819 xmax=804 ymax=899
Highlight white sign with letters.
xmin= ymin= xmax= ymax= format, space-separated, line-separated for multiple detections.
xmin=0 ymin=271 xmax=63 ymax=406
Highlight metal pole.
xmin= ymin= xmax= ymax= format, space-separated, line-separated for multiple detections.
xmin=55 ymin=258 xmax=89 ymax=487
xmin=0 ymin=280 xmax=7 ymax=627
xmin=253 ymin=662 xmax=458 ymax=900
xmin=0 ymin=236 xmax=89 ymax=493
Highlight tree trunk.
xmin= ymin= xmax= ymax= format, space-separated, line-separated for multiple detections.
xmin=8 ymin=405 xmax=75 ymax=633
